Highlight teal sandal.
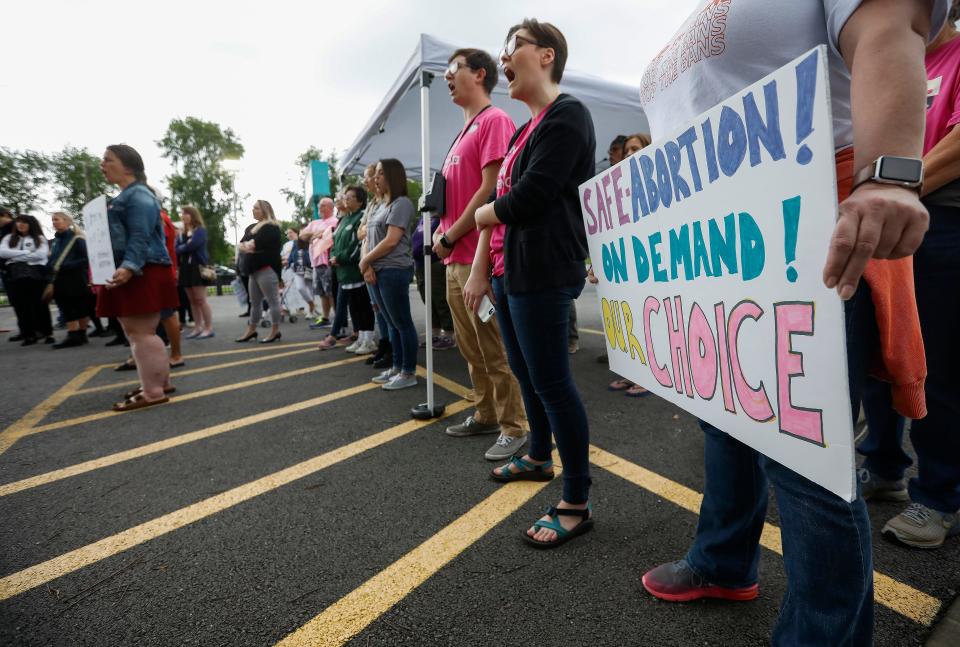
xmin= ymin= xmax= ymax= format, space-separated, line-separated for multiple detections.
xmin=522 ymin=504 xmax=594 ymax=549
xmin=490 ymin=456 xmax=555 ymax=483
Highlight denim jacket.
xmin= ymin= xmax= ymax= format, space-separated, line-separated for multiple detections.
xmin=108 ymin=182 xmax=171 ymax=273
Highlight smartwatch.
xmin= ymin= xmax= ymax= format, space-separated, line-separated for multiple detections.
xmin=439 ymin=234 xmax=455 ymax=249
xmin=852 ymin=156 xmax=923 ymax=193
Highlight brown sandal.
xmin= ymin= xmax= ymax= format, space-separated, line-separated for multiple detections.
xmin=122 ymin=385 xmax=176 ymax=400
xmin=112 ymin=393 xmax=170 ymax=412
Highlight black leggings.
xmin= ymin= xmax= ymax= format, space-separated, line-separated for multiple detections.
xmin=346 ymin=286 xmax=374 ymax=331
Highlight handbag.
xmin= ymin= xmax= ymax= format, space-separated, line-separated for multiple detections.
xmin=199 ymin=265 xmax=217 ymax=283
xmin=420 ymin=104 xmax=492 ymax=215
xmin=42 ymin=235 xmax=79 ymax=304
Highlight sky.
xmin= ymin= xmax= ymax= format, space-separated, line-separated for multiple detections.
xmin=1 ymin=0 xmax=697 ymax=236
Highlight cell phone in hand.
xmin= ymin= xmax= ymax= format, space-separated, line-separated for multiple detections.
xmin=478 ymin=294 xmax=496 ymax=323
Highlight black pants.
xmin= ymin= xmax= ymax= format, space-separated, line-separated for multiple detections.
xmin=7 ymin=276 xmax=52 ymax=339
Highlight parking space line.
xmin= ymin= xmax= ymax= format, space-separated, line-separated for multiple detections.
xmin=0 ymin=366 xmax=102 ymax=457
xmin=23 ymin=356 xmax=369 ymax=436
xmin=581 ymin=327 xmax=605 ymax=336
xmin=0 ymin=382 xmax=378 ymax=498
xmin=0 ymin=399 xmax=473 ymax=602
xmin=589 ymin=445 xmax=943 ymax=626
xmin=75 ymin=347 xmax=317 ymax=396
xmin=275 ymin=458 xmax=561 ymax=647
xmin=182 ymin=341 xmax=317 ymax=361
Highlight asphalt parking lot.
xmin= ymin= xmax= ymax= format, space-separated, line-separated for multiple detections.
xmin=0 ymin=286 xmax=957 ymax=646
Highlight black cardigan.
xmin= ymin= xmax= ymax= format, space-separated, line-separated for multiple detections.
xmin=239 ymin=222 xmax=282 ymax=278
xmin=492 ymin=93 xmax=596 ymax=295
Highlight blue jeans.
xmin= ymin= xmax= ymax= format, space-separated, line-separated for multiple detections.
xmin=370 ymin=266 xmax=418 ymax=374
xmin=859 ymin=204 xmax=960 ymax=514
xmin=492 ymin=276 xmax=590 ymax=504
xmin=366 ymin=283 xmax=390 ymax=341
xmin=331 ymin=285 xmax=350 ymax=338
xmin=686 ymin=281 xmax=876 ymax=646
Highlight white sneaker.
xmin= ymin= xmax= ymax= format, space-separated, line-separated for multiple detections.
xmin=382 ymin=373 xmax=418 ymax=391
xmin=353 ymin=339 xmax=378 ymax=355
xmin=372 ymin=368 xmax=398 ymax=384
xmin=345 ymin=339 xmax=361 ymax=353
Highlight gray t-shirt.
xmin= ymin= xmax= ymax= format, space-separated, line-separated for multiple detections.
xmin=639 ymin=0 xmax=949 ymax=149
xmin=366 ymin=196 xmax=415 ymax=271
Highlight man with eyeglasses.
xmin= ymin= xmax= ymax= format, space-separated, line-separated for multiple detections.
xmin=432 ymin=48 xmax=530 ymax=461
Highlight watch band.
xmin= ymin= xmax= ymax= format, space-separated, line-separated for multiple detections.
xmin=440 ymin=234 xmax=454 ymax=249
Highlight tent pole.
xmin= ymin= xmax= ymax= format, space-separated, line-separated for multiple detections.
xmin=411 ymin=69 xmax=445 ymax=420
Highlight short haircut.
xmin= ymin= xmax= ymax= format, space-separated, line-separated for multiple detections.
xmin=449 ymin=48 xmax=498 ymax=95
xmin=0 ymin=207 xmax=12 ymax=219
xmin=378 ymin=159 xmax=408 ymax=201
xmin=609 ymin=135 xmax=628 ymax=149
xmin=506 ymin=18 xmax=568 ymax=83
xmin=345 ymin=184 xmax=368 ymax=209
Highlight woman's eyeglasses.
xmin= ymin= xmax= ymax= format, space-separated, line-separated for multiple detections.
xmin=499 ymin=34 xmax=540 ymax=61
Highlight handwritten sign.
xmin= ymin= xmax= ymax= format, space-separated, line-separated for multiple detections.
xmin=82 ymin=195 xmax=115 ymax=285
xmin=580 ymin=47 xmax=857 ymax=501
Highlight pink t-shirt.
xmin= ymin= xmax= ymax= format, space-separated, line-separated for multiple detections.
xmin=489 ymin=105 xmax=552 ymax=277
xmin=925 ymin=35 xmax=960 ymax=155
xmin=441 ymin=106 xmax=515 ymax=265
xmin=302 ymin=215 xmax=338 ymax=267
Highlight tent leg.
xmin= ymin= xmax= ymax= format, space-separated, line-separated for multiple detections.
xmin=412 ymin=70 xmax=446 ymax=421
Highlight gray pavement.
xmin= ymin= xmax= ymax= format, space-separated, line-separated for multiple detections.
xmin=0 ymin=285 xmax=956 ymax=646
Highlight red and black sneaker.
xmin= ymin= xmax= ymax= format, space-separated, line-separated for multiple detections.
xmin=642 ymin=560 xmax=759 ymax=602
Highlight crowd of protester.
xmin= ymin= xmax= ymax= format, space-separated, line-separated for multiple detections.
xmin=2 ymin=3 xmax=958 ymax=644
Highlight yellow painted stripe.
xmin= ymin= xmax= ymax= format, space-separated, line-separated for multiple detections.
xmin=75 ymin=347 xmax=317 ymax=396
xmin=0 ymin=382 xmax=376 ymax=498
xmin=588 ymin=445 xmax=942 ymax=626
xmin=0 ymin=399 xmax=473 ymax=602
xmin=24 ymin=356 xmax=368 ymax=436
xmin=0 ymin=366 xmax=102 ymax=456
xmin=183 ymin=341 xmax=317 ymax=361
xmin=580 ymin=327 xmax=605 ymax=337
xmin=276 ymin=458 xmax=560 ymax=647
xmin=418 ymin=368 xmax=471 ymax=400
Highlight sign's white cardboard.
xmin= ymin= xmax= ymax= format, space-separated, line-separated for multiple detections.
xmin=579 ymin=46 xmax=856 ymax=501
xmin=82 ymin=195 xmax=116 ymax=286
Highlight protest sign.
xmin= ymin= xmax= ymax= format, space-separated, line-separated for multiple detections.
xmin=82 ymin=195 xmax=116 ymax=285
xmin=579 ymin=46 xmax=857 ymax=501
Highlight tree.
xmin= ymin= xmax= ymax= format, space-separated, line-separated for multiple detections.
xmin=157 ymin=117 xmax=244 ymax=263
xmin=47 ymin=146 xmax=111 ymax=218
xmin=281 ymin=146 xmax=345 ymax=224
xmin=0 ymin=147 xmax=50 ymax=214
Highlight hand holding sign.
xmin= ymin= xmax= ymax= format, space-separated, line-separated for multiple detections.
xmin=824 ymin=183 xmax=929 ymax=300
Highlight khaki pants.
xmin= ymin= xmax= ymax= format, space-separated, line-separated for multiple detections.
xmin=446 ymin=263 xmax=528 ymax=438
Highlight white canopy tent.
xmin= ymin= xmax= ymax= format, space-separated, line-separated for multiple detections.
xmin=342 ymin=33 xmax=649 ymax=179
xmin=341 ymin=33 xmax=648 ymax=418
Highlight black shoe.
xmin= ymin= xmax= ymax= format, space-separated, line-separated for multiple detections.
xmin=105 ymin=336 xmax=126 ymax=347
xmin=235 ymin=331 xmax=258 ymax=343
xmin=9 ymin=334 xmax=24 ymax=342
xmin=259 ymin=332 xmax=282 ymax=344
xmin=238 ymin=311 xmax=250 ymax=318
xmin=21 ymin=336 xmax=37 ymax=346
xmin=53 ymin=331 xmax=87 ymax=349
xmin=367 ymin=339 xmax=390 ymax=365
xmin=372 ymin=353 xmax=392 ymax=369
xmin=43 ymin=336 xmax=55 ymax=344
xmin=88 ymin=329 xmax=108 ymax=338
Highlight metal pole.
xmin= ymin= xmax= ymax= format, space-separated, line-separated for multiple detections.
xmin=420 ymin=70 xmax=435 ymax=413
